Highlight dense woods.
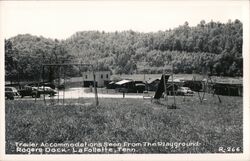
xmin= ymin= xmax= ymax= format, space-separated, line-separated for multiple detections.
xmin=5 ymin=19 xmax=243 ymax=82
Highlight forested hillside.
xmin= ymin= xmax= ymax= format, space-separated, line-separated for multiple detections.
xmin=5 ymin=19 xmax=243 ymax=82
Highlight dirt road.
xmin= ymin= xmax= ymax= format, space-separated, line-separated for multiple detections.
xmin=17 ymin=87 xmax=145 ymax=100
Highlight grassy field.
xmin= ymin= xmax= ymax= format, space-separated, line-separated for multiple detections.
xmin=5 ymin=94 xmax=243 ymax=154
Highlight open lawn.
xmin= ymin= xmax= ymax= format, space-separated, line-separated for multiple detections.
xmin=5 ymin=94 xmax=243 ymax=154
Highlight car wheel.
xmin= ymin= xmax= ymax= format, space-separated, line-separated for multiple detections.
xmin=32 ymin=94 xmax=37 ymax=98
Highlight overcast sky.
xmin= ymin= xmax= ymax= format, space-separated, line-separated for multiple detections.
xmin=0 ymin=1 xmax=245 ymax=40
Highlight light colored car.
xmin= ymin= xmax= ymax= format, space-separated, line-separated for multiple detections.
xmin=36 ymin=86 xmax=57 ymax=96
xmin=177 ymin=87 xmax=194 ymax=96
xmin=5 ymin=87 xmax=20 ymax=100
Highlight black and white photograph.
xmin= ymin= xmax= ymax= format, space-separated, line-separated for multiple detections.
xmin=0 ymin=1 xmax=249 ymax=161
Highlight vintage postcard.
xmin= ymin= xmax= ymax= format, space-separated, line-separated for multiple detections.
xmin=0 ymin=1 xmax=249 ymax=161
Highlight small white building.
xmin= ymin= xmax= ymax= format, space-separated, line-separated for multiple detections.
xmin=82 ymin=71 xmax=111 ymax=87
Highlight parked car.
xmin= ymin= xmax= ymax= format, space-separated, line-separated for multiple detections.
xmin=176 ymin=87 xmax=194 ymax=96
xmin=57 ymin=84 xmax=65 ymax=90
xmin=5 ymin=87 xmax=20 ymax=100
xmin=35 ymin=86 xmax=57 ymax=96
xmin=135 ymin=83 xmax=146 ymax=93
xmin=27 ymin=82 xmax=56 ymax=89
xmin=19 ymin=85 xmax=57 ymax=98
xmin=18 ymin=85 xmax=41 ymax=98
xmin=117 ymin=84 xmax=145 ymax=93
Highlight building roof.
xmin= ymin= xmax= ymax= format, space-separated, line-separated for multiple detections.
xmin=109 ymin=81 xmax=115 ymax=85
xmin=173 ymin=78 xmax=186 ymax=82
xmin=135 ymin=83 xmax=145 ymax=86
xmin=146 ymin=78 xmax=160 ymax=84
xmin=82 ymin=71 xmax=111 ymax=74
xmin=115 ymin=79 xmax=133 ymax=85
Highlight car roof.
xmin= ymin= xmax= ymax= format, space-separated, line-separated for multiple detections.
xmin=181 ymin=87 xmax=191 ymax=89
xmin=5 ymin=87 xmax=16 ymax=89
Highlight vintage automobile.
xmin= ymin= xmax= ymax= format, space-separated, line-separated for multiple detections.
xmin=35 ymin=86 xmax=57 ymax=96
xmin=117 ymin=83 xmax=146 ymax=93
xmin=176 ymin=87 xmax=194 ymax=96
xmin=5 ymin=87 xmax=20 ymax=100
xmin=18 ymin=86 xmax=41 ymax=98
xmin=115 ymin=79 xmax=146 ymax=93
xmin=18 ymin=85 xmax=57 ymax=98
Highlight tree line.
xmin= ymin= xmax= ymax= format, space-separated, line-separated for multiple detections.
xmin=5 ymin=19 xmax=243 ymax=82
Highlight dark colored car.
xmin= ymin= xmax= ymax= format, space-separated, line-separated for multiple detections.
xmin=19 ymin=86 xmax=57 ymax=98
xmin=117 ymin=84 xmax=146 ymax=93
xmin=183 ymin=80 xmax=203 ymax=92
xmin=18 ymin=86 xmax=41 ymax=98
xmin=5 ymin=87 xmax=20 ymax=100
xmin=135 ymin=83 xmax=146 ymax=93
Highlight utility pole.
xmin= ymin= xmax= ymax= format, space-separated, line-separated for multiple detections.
xmin=172 ymin=63 xmax=176 ymax=107
xmin=57 ymin=66 xmax=60 ymax=103
xmin=42 ymin=65 xmax=46 ymax=105
xmin=92 ymin=66 xmax=99 ymax=106
xmin=63 ymin=68 xmax=65 ymax=105
xmin=163 ymin=62 xmax=168 ymax=104
xmin=143 ymin=64 xmax=146 ymax=82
